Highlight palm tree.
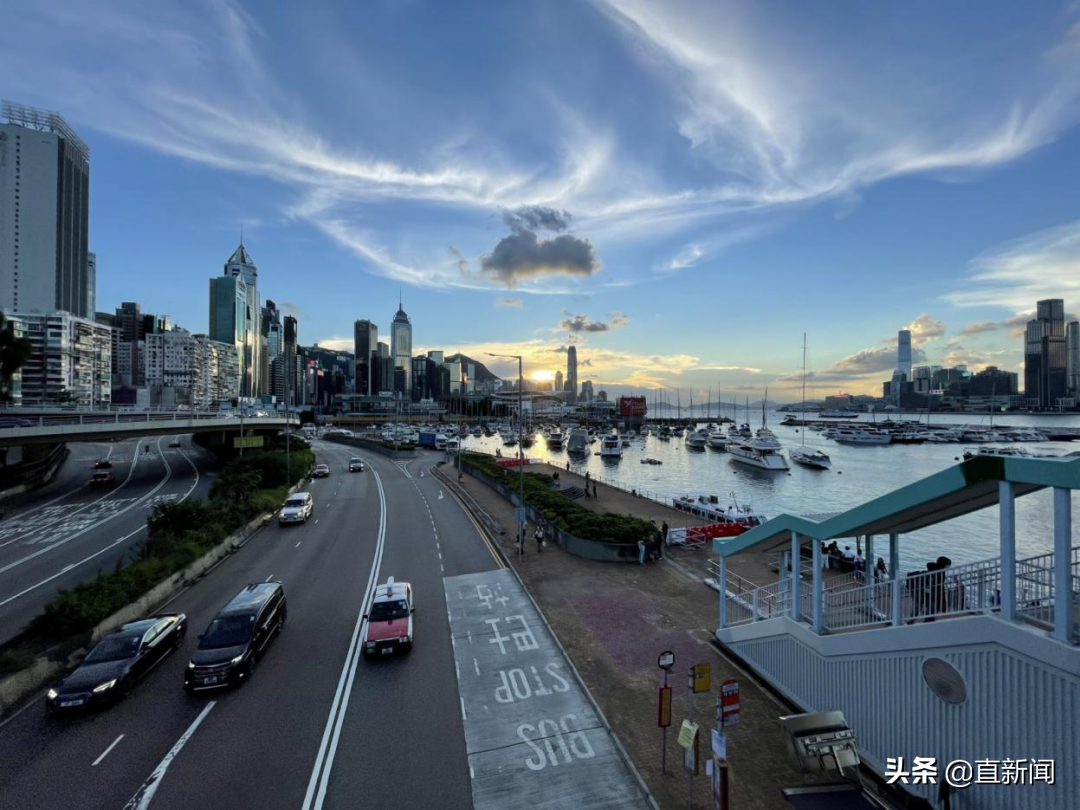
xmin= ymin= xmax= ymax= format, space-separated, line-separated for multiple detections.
xmin=0 ymin=313 xmax=32 ymax=403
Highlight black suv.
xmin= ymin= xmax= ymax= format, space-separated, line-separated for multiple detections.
xmin=185 ymin=583 xmax=286 ymax=691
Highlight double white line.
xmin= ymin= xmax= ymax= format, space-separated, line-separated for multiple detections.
xmin=301 ymin=462 xmax=387 ymax=810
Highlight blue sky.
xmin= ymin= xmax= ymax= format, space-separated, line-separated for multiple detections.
xmin=4 ymin=0 xmax=1079 ymax=399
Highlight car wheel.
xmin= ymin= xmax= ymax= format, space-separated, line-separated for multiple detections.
xmin=119 ymin=676 xmax=135 ymax=700
xmin=173 ymin=629 xmax=185 ymax=650
xmin=403 ymin=640 xmax=413 ymax=653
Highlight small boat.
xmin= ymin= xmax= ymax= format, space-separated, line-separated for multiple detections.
xmin=685 ymin=429 xmax=707 ymax=450
xmin=707 ymin=430 xmax=728 ymax=450
xmin=567 ymin=428 xmax=589 ymax=455
xmin=520 ymin=432 xmax=535 ymax=448
xmin=546 ymin=429 xmax=565 ymax=449
xmin=788 ymin=445 xmax=832 ymax=470
xmin=640 ymin=457 xmax=663 ymax=465
xmin=502 ymin=431 xmax=518 ymax=446
xmin=673 ymin=495 xmax=766 ymax=527
xmin=658 ymin=427 xmax=672 ymax=441
xmin=831 ymin=428 xmax=891 ymax=445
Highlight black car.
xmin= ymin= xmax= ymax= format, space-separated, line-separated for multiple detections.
xmin=90 ymin=471 xmax=115 ymax=485
xmin=46 ymin=614 xmax=187 ymax=712
xmin=168 ymin=440 xmax=181 ymax=449
xmin=92 ymin=458 xmax=113 ymax=469
xmin=185 ymin=583 xmax=286 ymax=691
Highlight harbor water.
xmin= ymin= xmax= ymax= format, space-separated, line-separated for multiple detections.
xmin=456 ymin=411 xmax=1080 ymax=574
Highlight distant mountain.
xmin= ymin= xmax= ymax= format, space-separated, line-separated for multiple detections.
xmin=445 ymin=353 xmax=500 ymax=383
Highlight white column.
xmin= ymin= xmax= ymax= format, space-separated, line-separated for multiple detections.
xmin=890 ymin=533 xmax=901 ymax=627
xmin=999 ymin=481 xmax=1017 ymax=621
xmin=1052 ymin=488 xmax=1073 ymax=642
xmin=864 ymin=534 xmax=875 ymax=617
xmin=718 ymin=554 xmax=727 ymax=630
xmin=811 ymin=538 xmax=823 ymax=633
xmin=790 ymin=532 xmax=802 ymax=622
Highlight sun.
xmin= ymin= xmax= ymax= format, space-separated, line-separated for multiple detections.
xmin=531 ymin=370 xmax=555 ymax=383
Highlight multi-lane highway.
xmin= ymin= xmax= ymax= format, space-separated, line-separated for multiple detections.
xmin=0 ymin=435 xmax=215 ymax=645
xmin=0 ymin=440 xmax=505 ymax=809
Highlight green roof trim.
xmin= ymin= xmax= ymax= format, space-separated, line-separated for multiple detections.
xmin=714 ymin=456 xmax=1080 ymax=558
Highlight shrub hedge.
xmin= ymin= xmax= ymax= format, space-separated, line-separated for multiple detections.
xmin=30 ymin=438 xmax=313 ymax=639
xmin=463 ymin=454 xmax=653 ymax=546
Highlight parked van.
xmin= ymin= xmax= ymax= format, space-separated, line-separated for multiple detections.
xmin=185 ymin=582 xmax=287 ymax=691
xmin=279 ymin=492 xmax=313 ymax=525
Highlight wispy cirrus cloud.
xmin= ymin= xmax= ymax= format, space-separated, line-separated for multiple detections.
xmin=495 ymin=297 xmax=523 ymax=308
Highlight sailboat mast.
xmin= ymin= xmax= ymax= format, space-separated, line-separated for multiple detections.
xmin=801 ymin=333 xmax=807 ymax=447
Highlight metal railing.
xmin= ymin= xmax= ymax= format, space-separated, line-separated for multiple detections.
xmin=719 ymin=546 xmax=1079 ymax=641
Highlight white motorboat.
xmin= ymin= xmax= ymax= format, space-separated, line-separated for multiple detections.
xmin=685 ymin=429 xmax=707 ymax=449
xmin=546 ymin=429 xmax=565 ymax=449
xmin=788 ymin=446 xmax=832 ymax=470
xmin=707 ymin=430 xmax=728 ymax=450
xmin=831 ymin=427 xmax=892 ymax=445
xmin=567 ymin=428 xmax=589 ymax=455
xmin=502 ymin=431 xmax=518 ymax=446
xmin=962 ymin=446 xmax=1055 ymax=460
xmin=673 ymin=495 xmax=767 ymax=527
xmin=600 ymin=432 xmax=623 ymax=458
xmin=658 ymin=426 xmax=672 ymax=440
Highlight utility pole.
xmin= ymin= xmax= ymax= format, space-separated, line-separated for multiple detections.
xmin=488 ymin=353 xmax=526 ymax=552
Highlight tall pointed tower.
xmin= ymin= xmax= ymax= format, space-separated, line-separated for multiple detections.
xmin=391 ymin=290 xmax=412 ymax=395
xmin=222 ymin=242 xmax=261 ymax=397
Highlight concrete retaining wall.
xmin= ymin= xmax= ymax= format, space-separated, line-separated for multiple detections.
xmin=0 ymin=481 xmax=304 ymax=716
xmin=0 ymin=445 xmax=69 ymax=505
xmin=460 ymin=459 xmax=640 ymax=563
xmin=323 ymin=434 xmax=418 ymax=458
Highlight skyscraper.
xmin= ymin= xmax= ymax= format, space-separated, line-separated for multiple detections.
xmin=897 ymin=330 xmax=912 ymax=381
xmin=555 ymin=370 xmax=563 ymax=393
xmin=1 ymin=101 xmax=92 ymax=317
xmin=209 ymin=274 xmax=252 ymax=397
xmin=1024 ymin=299 xmax=1067 ymax=409
xmin=223 ymin=243 xmax=261 ymax=396
xmin=1066 ymin=320 xmax=1079 ymax=399
xmin=354 ymin=319 xmax=378 ymax=395
xmin=566 ymin=345 xmax=578 ymax=403
xmin=390 ymin=295 xmax=412 ymax=394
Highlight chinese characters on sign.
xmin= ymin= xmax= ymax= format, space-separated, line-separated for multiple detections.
xmin=884 ymin=757 xmax=1055 ymax=788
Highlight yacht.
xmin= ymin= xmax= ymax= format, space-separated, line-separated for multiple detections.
xmin=567 ymin=428 xmax=589 ymax=455
xmin=685 ymin=429 xmax=707 ymax=450
xmin=1006 ymin=429 xmax=1048 ymax=442
xmin=707 ymin=430 xmax=728 ymax=450
xmin=831 ymin=427 xmax=892 ymax=445
xmin=672 ymin=495 xmax=767 ymax=528
xmin=502 ymin=431 xmax=518 ymax=446
xmin=600 ymin=432 xmax=623 ymax=458
xmin=820 ymin=409 xmax=852 ymax=419
xmin=546 ymin=429 xmax=565 ymax=449
xmin=658 ymin=426 xmax=672 ymax=441
xmin=961 ymin=446 xmax=1049 ymax=460
xmin=788 ymin=445 xmax=832 ymax=470
xmin=728 ymin=432 xmax=789 ymax=471
xmin=890 ymin=430 xmax=926 ymax=444
xmin=520 ymin=431 xmax=536 ymax=448
xmin=672 ymin=426 xmax=685 ymax=437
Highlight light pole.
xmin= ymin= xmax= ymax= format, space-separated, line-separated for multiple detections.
xmin=487 ymin=353 xmax=525 ymax=555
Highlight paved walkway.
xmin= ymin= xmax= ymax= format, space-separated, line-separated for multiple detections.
xmin=434 ymin=461 xmax=832 ymax=810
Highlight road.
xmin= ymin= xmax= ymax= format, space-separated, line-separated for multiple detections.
xmin=0 ymin=435 xmax=215 ymax=645
xmin=0 ymin=440 xmax=503 ymax=809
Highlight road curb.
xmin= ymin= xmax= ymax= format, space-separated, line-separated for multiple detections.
xmin=430 ymin=463 xmax=658 ymax=809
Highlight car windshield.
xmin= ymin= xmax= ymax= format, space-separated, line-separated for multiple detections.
xmin=351 ymin=459 xmax=361 ymax=464
xmin=85 ymin=633 xmax=141 ymax=663
xmin=284 ymin=498 xmax=306 ymax=509
xmin=199 ymin=613 xmax=256 ymax=649
xmin=369 ymin=599 xmax=409 ymax=621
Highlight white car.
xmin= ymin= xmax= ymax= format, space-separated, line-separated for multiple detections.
xmin=279 ymin=493 xmax=313 ymax=525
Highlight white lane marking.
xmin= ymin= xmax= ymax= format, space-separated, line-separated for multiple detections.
xmin=460 ymin=698 xmax=467 ymax=721
xmin=314 ymin=519 xmax=319 ymax=525
xmin=440 ymin=564 xmax=445 ymax=572
xmin=473 ymin=659 xmax=480 ymax=676
xmin=265 ymin=574 xmax=274 ymax=582
xmin=0 ymin=437 xmax=148 ymax=550
xmin=60 ymin=564 xmax=75 ymax=573
xmin=302 ymin=464 xmax=388 ymax=810
xmin=122 ymin=701 xmax=216 ymax=810
xmin=0 ymin=438 xmax=201 ymax=610
xmin=438 ymin=490 xmax=444 ymax=500
xmin=296 ymin=541 xmax=302 ymax=548
xmin=0 ymin=436 xmax=168 ymax=573
xmin=92 ymin=733 xmax=124 ymax=766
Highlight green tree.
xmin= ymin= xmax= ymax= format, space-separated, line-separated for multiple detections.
xmin=0 ymin=313 xmax=32 ymax=403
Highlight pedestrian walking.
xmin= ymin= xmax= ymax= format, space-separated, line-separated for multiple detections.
xmin=637 ymin=538 xmax=646 ymax=565
xmin=661 ymin=521 xmax=669 ymax=545
xmin=592 ymin=481 xmax=598 ymax=499
xmin=534 ymin=523 xmax=545 ymax=553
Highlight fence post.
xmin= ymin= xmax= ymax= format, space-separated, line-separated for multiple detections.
xmin=890 ymin=533 xmax=902 ymax=626
xmin=1052 ymin=487 xmax=1073 ymax=642
xmin=752 ymin=587 xmax=760 ymax=622
xmin=1000 ymin=481 xmax=1017 ymax=622
xmin=718 ymin=555 xmax=727 ymax=630
xmin=790 ymin=532 xmax=802 ymax=622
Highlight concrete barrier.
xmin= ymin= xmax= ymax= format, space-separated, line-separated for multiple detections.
xmin=0 ymin=445 xmax=69 ymax=505
xmin=0 ymin=480 xmax=306 ymax=716
xmin=323 ymin=434 xmax=418 ymax=458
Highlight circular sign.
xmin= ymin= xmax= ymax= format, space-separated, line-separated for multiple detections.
xmin=657 ymin=650 xmax=675 ymax=670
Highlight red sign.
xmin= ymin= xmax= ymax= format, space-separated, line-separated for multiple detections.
xmin=617 ymin=396 xmax=647 ymax=417
xmin=495 ymin=458 xmax=528 ymax=468
xmin=658 ymin=685 xmax=672 ymax=728
xmin=720 ymin=679 xmax=740 ymax=727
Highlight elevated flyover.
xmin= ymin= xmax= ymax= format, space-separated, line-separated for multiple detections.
xmin=0 ymin=413 xmax=292 ymax=446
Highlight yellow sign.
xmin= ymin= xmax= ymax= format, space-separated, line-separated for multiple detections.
xmin=692 ymin=662 xmax=711 ymax=693
xmin=677 ymin=719 xmax=699 ymax=750
xmin=233 ymin=435 xmax=265 ymax=449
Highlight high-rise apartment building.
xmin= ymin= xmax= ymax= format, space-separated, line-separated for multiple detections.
xmin=580 ymin=379 xmax=594 ymax=402
xmin=390 ymin=297 xmax=412 ymax=394
xmin=354 ymin=319 xmax=378 ymax=395
xmin=209 ymin=274 xmax=253 ymax=397
xmin=1024 ymin=298 xmax=1067 ymax=409
xmin=566 ymin=345 xmax=578 ymax=403
xmin=262 ymin=299 xmax=281 ymax=399
xmin=222 ymin=243 xmax=261 ymax=396
xmin=9 ymin=311 xmax=110 ymax=406
xmin=86 ymin=252 xmax=96 ymax=318
xmin=1067 ymin=321 xmax=1080 ymax=399
xmin=1 ymin=101 xmax=92 ymax=318
xmin=144 ymin=329 xmax=239 ymax=406
xmin=555 ymin=370 xmax=563 ymax=393
xmin=897 ymin=330 xmax=912 ymax=380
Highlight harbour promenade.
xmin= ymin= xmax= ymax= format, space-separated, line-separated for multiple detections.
xmin=433 ymin=458 xmax=854 ymax=809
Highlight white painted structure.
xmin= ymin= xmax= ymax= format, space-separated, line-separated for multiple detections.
xmin=714 ymin=458 xmax=1080 ymax=809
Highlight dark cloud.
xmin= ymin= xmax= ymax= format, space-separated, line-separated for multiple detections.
xmin=480 ymin=230 xmax=600 ymax=288
xmin=961 ymin=311 xmax=1079 ymax=339
xmin=559 ymin=311 xmax=629 ymax=333
xmin=448 ymin=246 xmax=470 ymax=275
xmin=503 ymin=206 xmax=572 ymax=233
xmin=553 ymin=345 xmax=569 ymax=354
xmin=581 ymin=358 xmax=594 ymax=367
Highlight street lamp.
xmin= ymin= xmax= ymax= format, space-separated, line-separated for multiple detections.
xmin=487 ymin=353 xmax=525 ymax=556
